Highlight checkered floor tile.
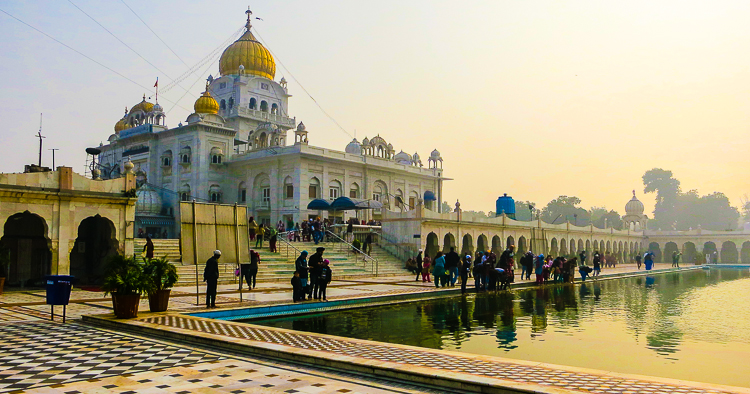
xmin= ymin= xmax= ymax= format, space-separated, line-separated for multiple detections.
xmin=0 ymin=321 xmax=221 ymax=392
xmin=141 ymin=315 xmax=740 ymax=394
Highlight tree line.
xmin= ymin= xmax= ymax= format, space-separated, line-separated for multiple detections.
xmin=445 ymin=168 xmax=744 ymax=231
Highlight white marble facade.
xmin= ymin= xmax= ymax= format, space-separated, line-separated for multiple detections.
xmin=97 ymin=11 xmax=443 ymax=229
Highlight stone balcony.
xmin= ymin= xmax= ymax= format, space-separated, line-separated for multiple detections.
xmin=222 ymin=107 xmax=296 ymax=128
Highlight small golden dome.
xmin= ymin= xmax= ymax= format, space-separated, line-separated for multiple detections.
xmin=219 ymin=13 xmax=275 ymax=79
xmin=130 ymin=94 xmax=155 ymax=114
xmin=114 ymin=107 xmax=128 ymax=133
xmin=194 ymin=83 xmax=219 ymax=114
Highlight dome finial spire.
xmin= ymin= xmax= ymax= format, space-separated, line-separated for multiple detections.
xmin=633 ymin=189 xmax=636 ymax=197
xmin=245 ymin=7 xmax=253 ymax=31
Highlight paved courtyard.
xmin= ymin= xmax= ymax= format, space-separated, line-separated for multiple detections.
xmin=3 ymin=264 xmax=746 ymax=394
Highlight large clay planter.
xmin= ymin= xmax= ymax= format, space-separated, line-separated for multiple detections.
xmin=112 ymin=293 xmax=140 ymax=318
xmin=0 ymin=277 xmax=5 ymax=295
xmin=148 ymin=289 xmax=171 ymax=312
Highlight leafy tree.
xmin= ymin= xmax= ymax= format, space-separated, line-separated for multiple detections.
xmin=514 ymin=200 xmax=537 ymax=221
xmin=541 ymin=196 xmax=590 ymax=225
xmin=643 ymin=168 xmax=681 ymax=230
xmin=643 ymin=169 xmax=740 ymax=230
xmin=441 ymin=201 xmax=453 ymax=213
xmin=744 ymin=201 xmax=750 ymax=222
xmin=590 ymin=207 xmax=624 ymax=229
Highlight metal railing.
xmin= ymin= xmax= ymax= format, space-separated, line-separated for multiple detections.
xmin=325 ymin=229 xmax=379 ymax=275
xmin=376 ymin=231 xmax=418 ymax=262
xmin=276 ymin=231 xmax=304 ymax=262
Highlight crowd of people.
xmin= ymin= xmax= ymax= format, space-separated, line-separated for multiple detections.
xmin=405 ymin=246 xmax=662 ymax=294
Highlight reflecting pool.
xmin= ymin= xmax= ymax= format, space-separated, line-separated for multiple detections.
xmin=251 ymin=269 xmax=750 ymax=387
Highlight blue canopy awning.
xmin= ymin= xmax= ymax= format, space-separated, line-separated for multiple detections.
xmin=330 ymin=197 xmax=383 ymax=211
xmin=307 ymin=198 xmax=332 ymax=210
xmin=424 ymin=191 xmax=436 ymax=201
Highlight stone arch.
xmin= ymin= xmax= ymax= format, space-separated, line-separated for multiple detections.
xmin=70 ymin=215 xmax=118 ymax=285
xmin=605 ymin=240 xmax=611 ymax=253
xmin=443 ymin=233 xmax=456 ymax=253
xmin=720 ymin=241 xmax=738 ymax=264
xmin=249 ymin=97 xmax=257 ymax=109
xmin=682 ymin=242 xmax=697 ymax=265
xmin=260 ymin=100 xmax=268 ymax=112
xmin=425 ymin=232 xmax=439 ymax=259
xmin=559 ymin=238 xmax=568 ymax=255
xmin=506 ymin=236 xmax=515 ymax=249
xmin=703 ymin=242 xmax=718 ymax=263
xmin=518 ymin=236 xmax=527 ymax=254
xmin=577 ymin=239 xmax=584 ymax=254
xmin=664 ymin=242 xmax=679 ymax=264
xmin=550 ymin=238 xmax=558 ymax=256
xmin=461 ymin=234 xmax=474 ymax=256
xmin=477 ymin=234 xmax=488 ymax=253
xmin=308 ymin=176 xmax=321 ymax=199
xmin=741 ymin=241 xmax=750 ymax=264
xmin=585 ymin=240 xmax=591 ymax=253
xmin=593 ymin=240 xmax=599 ymax=252
xmin=491 ymin=235 xmax=502 ymax=255
xmin=648 ymin=242 xmax=662 ymax=263
xmin=0 ymin=211 xmax=51 ymax=287
xmin=569 ymin=239 xmax=576 ymax=255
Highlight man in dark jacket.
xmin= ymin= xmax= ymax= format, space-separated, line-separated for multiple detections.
xmin=445 ymin=247 xmax=460 ymax=286
xmin=461 ymin=255 xmax=472 ymax=294
xmin=203 ymin=250 xmax=221 ymax=308
xmin=308 ymin=247 xmax=325 ymax=300
xmin=295 ymin=251 xmax=309 ymax=298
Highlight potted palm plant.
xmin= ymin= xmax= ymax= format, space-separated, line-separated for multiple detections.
xmin=143 ymin=257 xmax=178 ymax=312
xmin=0 ymin=246 xmax=9 ymax=295
xmin=101 ymin=254 xmax=151 ymax=318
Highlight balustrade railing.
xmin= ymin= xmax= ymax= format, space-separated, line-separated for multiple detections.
xmin=324 ymin=229 xmax=378 ymax=275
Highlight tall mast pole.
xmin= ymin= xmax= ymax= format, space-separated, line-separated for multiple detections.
xmin=36 ymin=113 xmax=45 ymax=167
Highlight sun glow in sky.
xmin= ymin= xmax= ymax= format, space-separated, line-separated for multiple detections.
xmin=1 ymin=1 xmax=749 ymax=215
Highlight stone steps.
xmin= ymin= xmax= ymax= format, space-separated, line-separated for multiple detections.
xmin=173 ymin=240 xmax=411 ymax=285
xmin=134 ymin=238 xmax=182 ymax=262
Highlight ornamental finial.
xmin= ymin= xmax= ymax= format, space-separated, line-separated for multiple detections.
xmin=245 ymin=7 xmax=252 ymax=31
xmin=633 ymin=189 xmax=636 ymax=197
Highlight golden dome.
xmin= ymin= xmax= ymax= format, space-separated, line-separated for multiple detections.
xmin=130 ymin=95 xmax=155 ymax=114
xmin=219 ymin=14 xmax=275 ymax=79
xmin=114 ymin=107 xmax=129 ymax=133
xmin=194 ymin=83 xmax=219 ymax=114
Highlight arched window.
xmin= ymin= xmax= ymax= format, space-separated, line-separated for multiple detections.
xmin=395 ymin=189 xmax=404 ymax=208
xmin=179 ymin=146 xmax=191 ymax=164
xmin=238 ymin=182 xmax=247 ymax=203
xmin=258 ymin=132 xmax=267 ymax=148
xmin=161 ymin=150 xmax=172 ymax=167
xmin=249 ymin=98 xmax=257 ymax=110
xmin=409 ymin=191 xmax=419 ymax=210
xmin=349 ymin=183 xmax=359 ymax=199
xmin=329 ymin=180 xmax=342 ymax=200
xmin=228 ymin=96 xmax=234 ymax=109
xmin=309 ymin=177 xmax=320 ymax=199
xmin=180 ymin=184 xmax=191 ymax=201
xmin=284 ymin=176 xmax=294 ymax=199
xmin=260 ymin=100 xmax=268 ymax=112
xmin=209 ymin=185 xmax=222 ymax=203
xmin=271 ymin=103 xmax=278 ymax=114
xmin=220 ymin=99 xmax=226 ymax=110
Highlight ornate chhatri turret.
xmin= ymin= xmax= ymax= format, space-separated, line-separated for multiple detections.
xmin=623 ymin=190 xmax=648 ymax=231
xmin=194 ymin=81 xmax=219 ymax=114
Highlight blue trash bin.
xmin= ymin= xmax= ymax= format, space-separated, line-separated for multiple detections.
xmin=45 ymin=275 xmax=74 ymax=322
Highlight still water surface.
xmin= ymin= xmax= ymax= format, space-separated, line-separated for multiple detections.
xmin=252 ymin=269 xmax=750 ymax=387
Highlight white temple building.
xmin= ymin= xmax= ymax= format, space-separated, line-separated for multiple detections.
xmin=96 ymin=11 xmax=445 ymax=233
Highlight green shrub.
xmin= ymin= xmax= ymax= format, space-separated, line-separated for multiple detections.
xmin=101 ymin=254 xmax=152 ymax=296
xmin=143 ymin=257 xmax=178 ymax=292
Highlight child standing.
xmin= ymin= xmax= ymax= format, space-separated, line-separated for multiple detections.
xmin=421 ymin=256 xmax=431 ymax=282
xmin=315 ymin=260 xmax=332 ymax=301
xmin=291 ymin=271 xmax=303 ymax=302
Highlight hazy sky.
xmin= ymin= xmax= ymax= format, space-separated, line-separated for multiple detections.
xmin=2 ymin=1 xmax=749 ymax=216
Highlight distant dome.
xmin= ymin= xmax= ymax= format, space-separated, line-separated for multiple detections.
xmin=345 ymin=138 xmax=362 ymax=154
xmin=297 ymin=122 xmax=306 ymax=131
xmin=394 ymin=150 xmax=412 ymax=165
xmin=361 ymin=137 xmax=370 ymax=145
xmin=430 ymin=149 xmax=441 ymax=159
xmin=153 ymin=102 xmax=163 ymax=113
xmin=135 ymin=184 xmax=163 ymax=215
xmin=625 ymin=191 xmax=645 ymax=215
xmin=130 ymin=95 xmax=154 ymax=114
